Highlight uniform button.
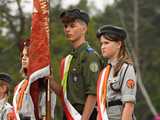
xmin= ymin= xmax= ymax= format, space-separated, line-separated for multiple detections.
xmin=74 ymin=76 xmax=78 ymax=82
xmin=73 ymin=68 xmax=76 ymax=71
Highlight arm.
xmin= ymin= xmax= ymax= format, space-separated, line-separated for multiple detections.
xmin=50 ymin=57 xmax=65 ymax=97
xmin=81 ymin=95 xmax=97 ymax=120
xmin=81 ymin=52 xmax=102 ymax=120
xmin=122 ymin=102 xmax=134 ymax=120
xmin=42 ymin=116 xmax=46 ymax=120
xmin=121 ymin=64 xmax=137 ymax=120
xmin=50 ymin=78 xmax=62 ymax=97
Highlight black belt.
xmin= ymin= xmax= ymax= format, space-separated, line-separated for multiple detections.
xmin=108 ymin=100 xmax=122 ymax=107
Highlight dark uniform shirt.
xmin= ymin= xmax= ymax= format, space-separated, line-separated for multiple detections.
xmin=66 ymin=42 xmax=102 ymax=113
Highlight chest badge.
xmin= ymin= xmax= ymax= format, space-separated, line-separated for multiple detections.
xmin=73 ymin=76 xmax=78 ymax=82
xmin=89 ymin=62 xmax=99 ymax=72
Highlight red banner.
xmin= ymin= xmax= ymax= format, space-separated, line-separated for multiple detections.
xmin=13 ymin=1 xmax=53 ymax=120
xmin=28 ymin=0 xmax=50 ymax=81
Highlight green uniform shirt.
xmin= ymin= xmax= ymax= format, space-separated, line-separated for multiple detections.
xmin=66 ymin=42 xmax=102 ymax=111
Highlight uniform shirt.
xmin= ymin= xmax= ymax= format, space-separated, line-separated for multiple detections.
xmin=107 ymin=62 xmax=137 ymax=120
xmin=107 ymin=63 xmax=136 ymax=103
xmin=66 ymin=42 xmax=102 ymax=111
xmin=39 ymin=90 xmax=56 ymax=119
xmin=0 ymin=98 xmax=13 ymax=120
xmin=14 ymin=79 xmax=56 ymax=120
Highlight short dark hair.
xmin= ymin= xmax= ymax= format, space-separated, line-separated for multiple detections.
xmin=60 ymin=8 xmax=89 ymax=25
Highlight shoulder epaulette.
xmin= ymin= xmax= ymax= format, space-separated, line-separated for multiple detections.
xmin=4 ymin=103 xmax=12 ymax=109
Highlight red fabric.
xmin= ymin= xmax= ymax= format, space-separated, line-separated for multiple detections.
xmin=30 ymin=80 xmax=40 ymax=120
xmin=28 ymin=0 xmax=50 ymax=76
xmin=97 ymin=71 xmax=103 ymax=120
xmin=28 ymin=0 xmax=50 ymax=119
xmin=97 ymin=65 xmax=111 ymax=120
xmin=154 ymin=115 xmax=160 ymax=120
xmin=60 ymin=93 xmax=74 ymax=120
xmin=60 ymin=57 xmax=74 ymax=120
xmin=60 ymin=58 xmax=65 ymax=80
xmin=15 ymin=80 xmax=29 ymax=111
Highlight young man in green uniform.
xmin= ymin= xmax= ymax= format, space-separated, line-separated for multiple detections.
xmin=51 ymin=8 xmax=102 ymax=120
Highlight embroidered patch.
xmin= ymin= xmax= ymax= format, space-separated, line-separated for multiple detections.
xmin=89 ymin=62 xmax=99 ymax=72
xmin=127 ymin=79 xmax=135 ymax=89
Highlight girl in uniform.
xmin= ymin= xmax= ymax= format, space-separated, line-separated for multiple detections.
xmin=96 ymin=25 xmax=137 ymax=120
xmin=13 ymin=39 xmax=56 ymax=120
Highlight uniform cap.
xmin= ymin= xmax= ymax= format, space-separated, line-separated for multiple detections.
xmin=60 ymin=8 xmax=89 ymax=25
xmin=96 ymin=25 xmax=127 ymax=40
xmin=0 ymin=73 xmax=12 ymax=83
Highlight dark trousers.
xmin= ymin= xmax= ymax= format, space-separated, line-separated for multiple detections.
xmin=63 ymin=107 xmax=97 ymax=120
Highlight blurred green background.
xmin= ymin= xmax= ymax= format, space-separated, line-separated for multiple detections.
xmin=0 ymin=0 xmax=160 ymax=119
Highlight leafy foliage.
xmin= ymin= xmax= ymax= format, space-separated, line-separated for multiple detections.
xmin=0 ymin=0 xmax=159 ymax=119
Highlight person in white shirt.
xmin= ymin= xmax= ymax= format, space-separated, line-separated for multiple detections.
xmin=0 ymin=73 xmax=15 ymax=120
xmin=96 ymin=25 xmax=137 ymax=120
xmin=13 ymin=39 xmax=56 ymax=120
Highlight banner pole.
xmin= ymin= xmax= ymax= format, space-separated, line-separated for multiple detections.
xmin=46 ymin=0 xmax=51 ymax=119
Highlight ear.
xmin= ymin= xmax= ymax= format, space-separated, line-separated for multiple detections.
xmin=117 ymin=41 xmax=122 ymax=49
xmin=81 ymin=24 xmax=87 ymax=34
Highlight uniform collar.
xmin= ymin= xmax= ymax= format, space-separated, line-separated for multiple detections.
xmin=108 ymin=59 xmax=118 ymax=67
xmin=70 ymin=42 xmax=88 ymax=57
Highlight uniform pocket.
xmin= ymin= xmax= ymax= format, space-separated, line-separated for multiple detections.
xmin=71 ymin=67 xmax=84 ymax=91
xmin=108 ymin=105 xmax=122 ymax=120
xmin=110 ymin=78 xmax=121 ymax=92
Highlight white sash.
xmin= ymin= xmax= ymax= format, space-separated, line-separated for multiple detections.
xmin=61 ymin=55 xmax=81 ymax=120
xmin=97 ymin=65 xmax=111 ymax=120
xmin=13 ymin=80 xmax=36 ymax=120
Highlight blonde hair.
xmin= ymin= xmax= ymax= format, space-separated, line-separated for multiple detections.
xmin=114 ymin=40 xmax=132 ymax=76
